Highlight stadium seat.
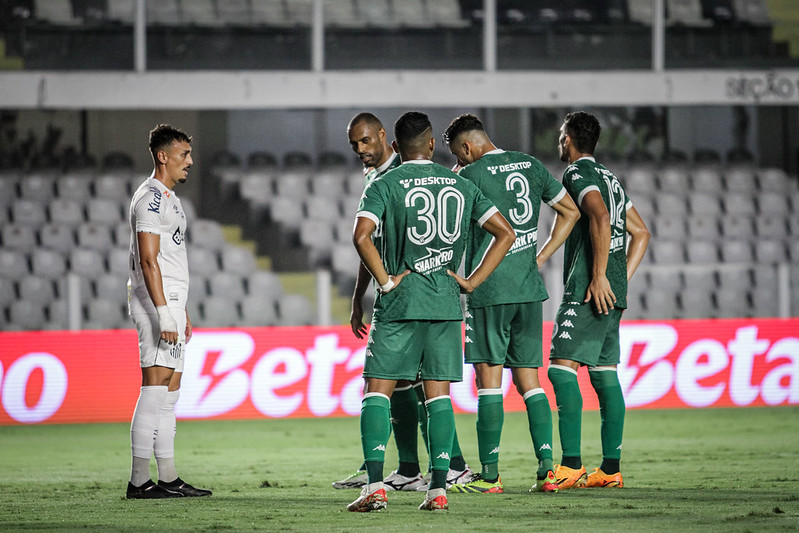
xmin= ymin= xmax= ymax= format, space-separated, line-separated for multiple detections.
xmin=85 ymin=299 xmax=127 ymax=329
xmin=732 ymin=0 xmax=770 ymax=25
xmin=339 ymin=193 xmax=363 ymax=219
xmin=685 ymin=214 xmax=720 ymax=240
xmin=277 ymin=294 xmax=314 ymax=326
xmin=39 ymin=224 xmax=76 ymax=253
xmin=0 ymin=277 xmax=15 ymax=308
xmin=356 ymin=0 xmax=399 ymax=27
xmin=251 ymin=0 xmax=292 ymax=26
xmin=722 ymin=192 xmax=756 ymax=215
xmin=643 ymin=289 xmax=679 ymax=319
xmin=311 ymin=171 xmax=347 ymax=197
xmin=394 ymin=0 xmax=435 ymax=28
xmin=724 ymin=167 xmax=755 ymax=192
xmin=719 ymin=240 xmax=753 ymax=263
xmin=690 ymin=167 xmax=723 ymax=192
xmin=246 ymin=270 xmax=284 ymax=298
xmin=716 ymin=266 xmax=751 ymax=291
xmin=94 ymin=273 xmax=128 ymax=303
xmin=754 ymin=240 xmax=787 ymax=263
xmin=648 ymin=239 xmax=685 ymax=265
xmin=685 ymin=240 xmax=719 ymax=264
xmin=69 ymin=247 xmax=107 ymax=278
xmin=331 ymin=242 xmax=361 ymax=279
xmin=107 ymin=0 xmax=136 ymax=24
xmin=648 ymin=268 xmax=682 ymax=292
xmin=34 ymin=0 xmax=80 ymax=25
xmin=11 ymin=199 xmax=48 ymax=226
xmin=754 ymin=214 xmax=788 ymax=239
xmin=714 ymin=290 xmax=750 ymax=319
xmin=188 ymin=275 xmax=208 ymax=302
xmin=18 ymin=275 xmax=56 ymax=306
xmin=682 ymin=268 xmax=717 ymax=292
xmin=0 ymin=250 xmax=30 ymax=279
xmin=654 ymin=193 xmax=688 ymax=216
xmin=188 ymin=219 xmax=227 ymax=250
xmin=56 ymin=274 xmax=94 ymax=303
xmin=208 ymin=272 xmax=246 ymax=300
xmin=324 ymin=0 xmax=364 ymax=28
xmin=652 ymin=215 xmax=685 ymax=240
xmin=2 ymin=224 xmax=38 ymax=252
xmin=240 ymin=295 xmax=279 ymax=327
xmin=719 ymin=214 xmax=754 ymax=239
xmin=666 ymin=0 xmax=711 ymax=26
xmin=56 ymin=174 xmax=92 ymax=200
xmin=187 ymin=246 xmax=220 ymax=277
xmin=687 ymin=192 xmax=723 ymax=216
xmin=9 ymin=300 xmax=47 ymax=330
xmin=107 ymin=248 xmax=130 ymax=276
xmin=274 ymin=172 xmax=311 ymax=200
xmin=19 ymin=173 xmax=56 ymax=201
xmin=657 ymin=168 xmax=689 ymax=192
xmin=112 ymin=222 xmax=130 ymax=247
xmin=757 ymin=192 xmax=789 ymax=215
xmin=77 ymin=224 xmax=114 ymax=250
xmin=299 ymin=218 xmax=336 ymax=266
xmin=679 ymin=288 xmax=716 ymax=319
xmin=622 ymin=166 xmax=656 ymax=196
xmin=239 ymin=171 xmax=274 ymax=205
xmin=220 ymin=245 xmax=258 ymax=276
xmin=181 ymin=198 xmax=197 ymax=222
xmin=93 ymin=174 xmax=130 ymax=200
xmin=285 ymin=0 xmax=313 ymax=25
xmin=429 ymin=0 xmax=471 ymax=28
xmin=346 ymin=170 xmax=369 ymax=195
xmin=201 ymin=297 xmax=241 ymax=328
xmin=270 ymin=196 xmax=304 ymax=230
xmin=305 ymin=194 xmax=342 ymax=222
xmin=49 ymin=198 xmax=85 ymax=227
xmin=147 ymin=0 xmax=180 ymax=25
xmin=757 ymin=168 xmax=789 ymax=192
xmin=180 ymin=0 xmax=220 ymax=26
xmin=86 ymin=198 xmax=124 ymax=225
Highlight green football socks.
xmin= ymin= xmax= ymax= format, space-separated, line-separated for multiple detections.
xmin=523 ymin=388 xmax=555 ymax=477
xmin=425 ymin=396 xmax=455 ymax=490
xmin=360 ymin=393 xmax=391 ymax=484
xmin=390 ymin=384 xmax=420 ymax=476
xmin=476 ymin=389 xmax=503 ymax=482
xmin=548 ymin=364 xmax=583 ymax=467
xmin=589 ymin=367 xmax=625 ymax=474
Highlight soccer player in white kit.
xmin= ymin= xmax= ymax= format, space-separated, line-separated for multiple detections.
xmin=126 ymin=124 xmax=211 ymax=499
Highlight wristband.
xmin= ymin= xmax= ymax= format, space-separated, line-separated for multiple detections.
xmin=156 ymin=305 xmax=178 ymax=333
xmin=378 ymin=278 xmax=395 ymax=294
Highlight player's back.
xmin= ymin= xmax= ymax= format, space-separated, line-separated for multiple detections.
xmin=357 ymin=160 xmax=496 ymax=321
xmin=561 ymin=157 xmax=629 ymax=308
xmin=459 ymin=150 xmax=566 ymax=307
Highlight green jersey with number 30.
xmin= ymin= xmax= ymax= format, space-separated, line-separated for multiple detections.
xmin=561 ymin=156 xmax=631 ymax=309
xmin=460 ymin=149 xmax=566 ymax=308
xmin=357 ymin=160 xmax=498 ymax=321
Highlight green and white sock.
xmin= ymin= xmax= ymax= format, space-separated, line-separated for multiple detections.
xmin=548 ymin=364 xmax=583 ymax=466
xmin=589 ymin=366 xmax=625 ymax=474
xmin=476 ymin=388 xmax=503 ymax=482
xmin=523 ymin=387 xmax=554 ymax=477
xmin=361 ymin=392 xmax=391 ymax=485
xmin=391 ymin=384 xmax=420 ymax=476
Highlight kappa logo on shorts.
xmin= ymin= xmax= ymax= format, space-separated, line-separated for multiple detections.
xmin=365 ymin=348 xmax=374 ymax=357
xmin=465 ymin=336 xmax=473 ymax=343
xmin=564 ymin=308 xmax=578 ymax=317
xmin=560 ymin=319 xmax=574 ymax=328
xmin=464 ymin=311 xmax=473 ymax=319
xmin=465 ymin=324 xmax=473 ymax=331
xmin=558 ymin=332 xmax=572 ymax=340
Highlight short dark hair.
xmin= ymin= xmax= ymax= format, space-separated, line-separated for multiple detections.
xmin=443 ymin=113 xmax=484 ymax=145
xmin=348 ymin=112 xmax=384 ymax=131
xmin=394 ymin=111 xmax=432 ymax=150
xmin=563 ymin=111 xmax=601 ymax=155
xmin=149 ymin=124 xmax=191 ymax=158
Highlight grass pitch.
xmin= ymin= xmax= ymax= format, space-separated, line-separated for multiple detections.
xmin=1 ymin=407 xmax=797 ymax=532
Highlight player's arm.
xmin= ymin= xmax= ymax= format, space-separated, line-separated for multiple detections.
xmin=581 ymin=190 xmax=616 ymax=315
xmin=185 ymin=307 xmax=193 ymax=344
xmin=350 ymin=261 xmax=372 ymax=339
xmin=537 ymin=192 xmax=580 ymax=268
xmin=137 ymin=231 xmax=179 ymax=344
xmin=352 ymin=216 xmax=410 ymax=295
xmin=448 ymin=211 xmax=515 ymax=293
xmin=624 ymin=205 xmax=650 ymax=281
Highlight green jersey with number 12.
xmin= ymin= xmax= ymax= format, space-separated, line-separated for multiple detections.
xmin=561 ymin=156 xmax=631 ymax=309
xmin=357 ymin=160 xmax=498 ymax=321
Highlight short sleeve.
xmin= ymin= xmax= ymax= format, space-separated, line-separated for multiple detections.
xmin=541 ymin=168 xmax=567 ymax=206
xmin=471 ymin=186 xmax=499 ymax=227
xmin=563 ymin=165 xmax=600 ymax=207
xmin=355 ymin=179 xmax=385 ymax=226
xmin=134 ymin=191 xmax=162 ymax=234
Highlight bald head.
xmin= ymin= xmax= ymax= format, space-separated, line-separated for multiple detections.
xmin=348 ymin=112 xmax=391 ymax=168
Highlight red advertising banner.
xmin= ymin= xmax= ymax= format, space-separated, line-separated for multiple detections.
xmin=0 ymin=318 xmax=797 ymax=425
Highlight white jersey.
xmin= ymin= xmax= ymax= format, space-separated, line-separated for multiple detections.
xmin=128 ymin=175 xmax=189 ymax=315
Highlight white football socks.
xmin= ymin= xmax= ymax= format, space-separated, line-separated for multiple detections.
xmin=154 ymin=390 xmax=180 ymax=483
xmin=129 ymin=385 xmax=168 ymax=486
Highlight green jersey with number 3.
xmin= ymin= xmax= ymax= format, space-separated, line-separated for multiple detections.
xmin=459 ymin=149 xmax=566 ymax=308
xmin=561 ymin=156 xmax=631 ymax=309
xmin=357 ymin=160 xmax=498 ymax=321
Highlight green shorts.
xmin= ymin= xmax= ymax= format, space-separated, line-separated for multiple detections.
xmin=364 ymin=319 xmax=463 ymax=382
xmin=549 ymin=301 xmax=622 ymax=367
xmin=465 ymin=302 xmax=543 ymax=368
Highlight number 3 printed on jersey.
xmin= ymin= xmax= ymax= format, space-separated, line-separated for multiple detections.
xmin=405 ymin=186 xmax=465 ymax=246
xmin=505 ymin=172 xmax=533 ymax=225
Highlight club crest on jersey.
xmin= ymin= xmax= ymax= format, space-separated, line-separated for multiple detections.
xmin=172 ymin=227 xmax=184 ymax=245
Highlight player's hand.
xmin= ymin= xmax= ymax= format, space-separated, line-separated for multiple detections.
xmin=157 ymin=306 xmax=179 ymax=345
xmin=378 ymin=270 xmax=411 ymax=295
xmin=584 ymin=275 xmax=616 ymax=315
xmin=447 ymin=270 xmax=475 ymax=294
xmin=185 ymin=310 xmax=193 ymax=345
xmin=350 ymin=301 xmax=368 ymax=339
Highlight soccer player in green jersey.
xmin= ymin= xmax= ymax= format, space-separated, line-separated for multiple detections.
xmin=346 ymin=111 xmax=515 ymax=512
xmin=548 ymin=111 xmax=650 ymax=490
xmin=443 ymin=114 xmax=580 ymax=494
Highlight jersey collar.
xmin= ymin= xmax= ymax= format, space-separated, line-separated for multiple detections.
xmin=575 ymin=156 xmax=596 ymax=163
xmin=485 ymin=148 xmax=505 ymax=155
xmin=402 ymin=159 xmax=433 ymax=165
xmin=375 ymin=152 xmax=399 ymax=174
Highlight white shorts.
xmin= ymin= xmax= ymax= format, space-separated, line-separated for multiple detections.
xmin=132 ymin=307 xmax=187 ymax=372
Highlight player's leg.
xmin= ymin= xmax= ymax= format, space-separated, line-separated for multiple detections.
xmin=333 ymin=379 xmax=368 ymax=489
xmin=507 ymin=302 xmax=557 ymax=492
xmin=127 ymin=313 xmax=182 ymax=499
xmin=586 ymin=309 xmax=625 ymax=488
xmin=412 ymin=381 xmax=430 ymax=472
xmin=383 ymin=379 xmax=425 ymax=491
